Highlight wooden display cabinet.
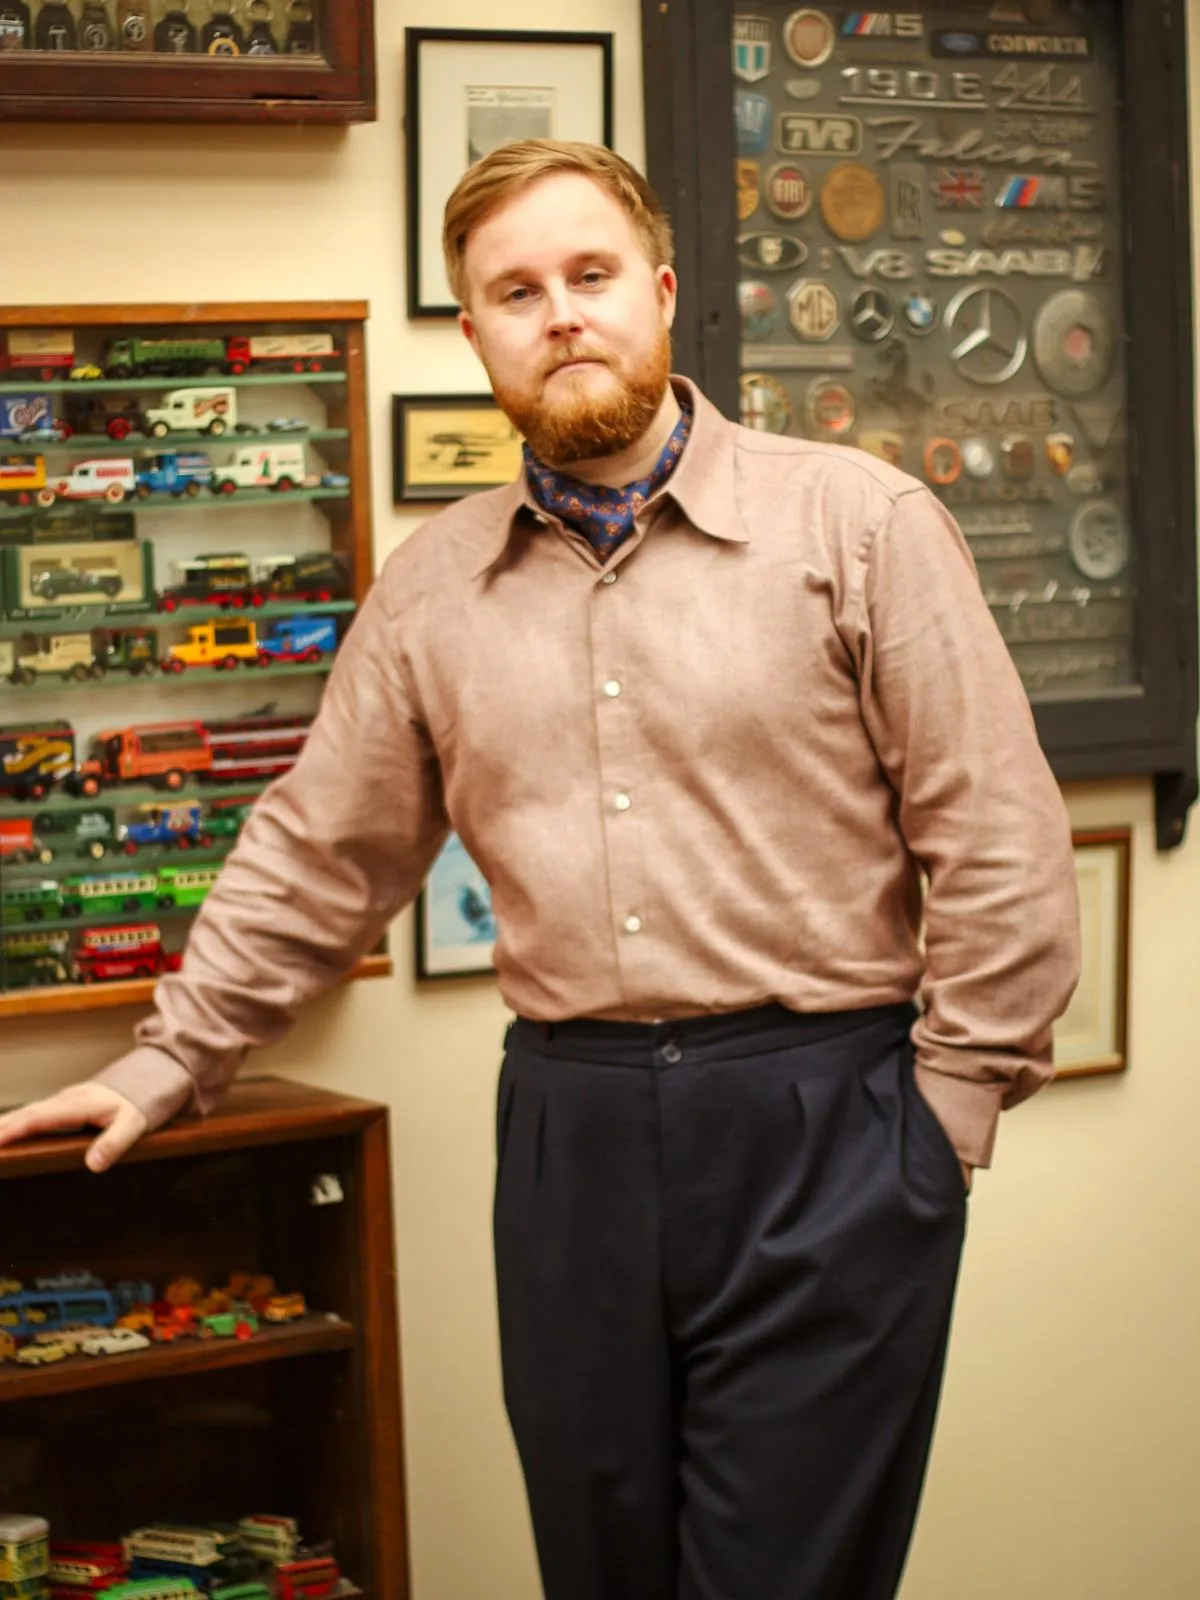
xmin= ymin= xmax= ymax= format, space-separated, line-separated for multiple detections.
xmin=0 ymin=1078 xmax=410 ymax=1600
xmin=0 ymin=2 xmax=376 ymax=126
xmin=0 ymin=300 xmax=391 ymax=1019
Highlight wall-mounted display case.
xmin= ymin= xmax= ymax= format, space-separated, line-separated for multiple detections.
xmin=0 ymin=299 xmax=386 ymax=1018
xmin=0 ymin=0 xmax=375 ymax=123
xmin=642 ymin=0 xmax=1198 ymax=848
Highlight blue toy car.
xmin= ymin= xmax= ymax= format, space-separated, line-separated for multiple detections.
xmin=257 ymin=615 xmax=338 ymax=665
xmin=134 ymin=451 xmax=213 ymax=499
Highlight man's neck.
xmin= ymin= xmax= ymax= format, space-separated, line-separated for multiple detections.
xmin=545 ymin=385 xmax=683 ymax=488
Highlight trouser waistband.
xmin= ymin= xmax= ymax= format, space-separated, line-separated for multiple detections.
xmin=509 ymin=1000 xmax=915 ymax=1066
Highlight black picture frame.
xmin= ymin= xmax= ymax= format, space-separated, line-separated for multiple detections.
xmin=640 ymin=0 xmax=1199 ymax=850
xmin=404 ymin=26 xmax=615 ymax=318
xmin=414 ymin=832 xmax=497 ymax=981
xmin=391 ymin=393 xmax=524 ymax=503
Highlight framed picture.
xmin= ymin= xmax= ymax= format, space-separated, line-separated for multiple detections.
xmin=405 ymin=27 xmax=615 ymax=317
xmin=1053 ymin=829 xmax=1132 ymax=1080
xmin=416 ymin=832 xmax=497 ymax=980
xmin=392 ymin=393 xmax=524 ymax=502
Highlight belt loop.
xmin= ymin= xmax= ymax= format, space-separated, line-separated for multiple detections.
xmin=541 ymin=1022 xmax=556 ymax=1041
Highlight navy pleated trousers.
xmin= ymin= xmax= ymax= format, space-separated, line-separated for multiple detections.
xmin=492 ymin=1001 xmax=968 ymax=1600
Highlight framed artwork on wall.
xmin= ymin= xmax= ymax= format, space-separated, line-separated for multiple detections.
xmin=1053 ymin=828 xmax=1132 ymax=1080
xmin=416 ymin=832 xmax=496 ymax=980
xmin=404 ymin=27 xmax=615 ymax=317
xmin=391 ymin=393 xmax=523 ymax=502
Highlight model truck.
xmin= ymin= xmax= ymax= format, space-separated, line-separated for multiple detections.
xmin=257 ymin=615 xmax=337 ymax=663
xmin=134 ymin=452 xmax=213 ymax=498
xmin=0 ymin=330 xmax=74 ymax=379
xmin=210 ymin=443 xmax=309 ymax=494
xmin=223 ymin=332 xmax=339 ymax=373
xmin=102 ymin=337 xmax=226 ymax=378
xmin=0 ymin=721 xmax=76 ymax=799
xmin=43 ymin=458 xmax=137 ymax=505
xmin=141 ymin=387 xmax=236 ymax=438
xmin=0 ymin=456 xmax=55 ymax=508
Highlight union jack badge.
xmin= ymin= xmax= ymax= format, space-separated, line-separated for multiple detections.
xmin=934 ymin=167 xmax=984 ymax=210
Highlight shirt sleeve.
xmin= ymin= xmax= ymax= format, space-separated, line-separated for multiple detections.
xmin=92 ymin=576 xmax=450 ymax=1130
xmin=852 ymin=484 xmax=1082 ymax=1168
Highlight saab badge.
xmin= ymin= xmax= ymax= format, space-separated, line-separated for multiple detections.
xmin=923 ymin=437 xmax=963 ymax=486
xmin=740 ymin=372 xmax=794 ymax=434
xmin=901 ymin=292 xmax=938 ymax=335
xmin=840 ymin=11 xmax=922 ymax=38
xmin=819 ymin=162 xmax=886 ymax=242
xmin=737 ymin=159 xmax=762 ymax=222
xmin=1045 ymin=431 xmax=1075 ymax=475
xmin=960 ymin=437 xmax=996 ymax=479
xmin=1068 ymin=499 xmax=1129 ymax=581
xmin=766 ymin=161 xmax=814 ymax=220
xmin=850 ymin=287 xmax=894 ymax=342
xmin=738 ymin=233 xmax=808 ymax=272
xmin=860 ymin=430 xmax=904 ymax=467
xmin=787 ymin=279 xmax=840 ymax=340
xmin=739 ymin=279 xmax=781 ymax=341
xmin=1000 ymin=433 xmax=1035 ymax=479
xmin=736 ymin=90 xmax=772 ymax=155
xmin=1032 ymin=289 xmax=1113 ymax=396
xmin=804 ymin=378 xmax=856 ymax=438
xmin=733 ymin=15 xmax=772 ymax=82
xmin=783 ymin=8 xmax=835 ymax=66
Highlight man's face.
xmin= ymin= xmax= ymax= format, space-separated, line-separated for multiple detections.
xmin=459 ymin=171 xmax=677 ymax=464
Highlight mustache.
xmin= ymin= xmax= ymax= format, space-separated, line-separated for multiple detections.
xmin=543 ymin=347 xmax=611 ymax=378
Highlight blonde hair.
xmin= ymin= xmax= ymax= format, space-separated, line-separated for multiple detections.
xmin=441 ymin=139 xmax=675 ymax=307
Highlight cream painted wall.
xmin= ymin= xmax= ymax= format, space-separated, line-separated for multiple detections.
xmin=1 ymin=1 xmax=1199 ymax=1596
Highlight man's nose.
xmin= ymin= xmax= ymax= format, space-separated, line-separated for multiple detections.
xmin=544 ymin=287 xmax=585 ymax=337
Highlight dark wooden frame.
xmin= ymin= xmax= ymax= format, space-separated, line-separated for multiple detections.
xmin=1052 ymin=828 xmax=1131 ymax=1082
xmin=641 ymin=0 xmax=1199 ymax=850
xmin=0 ymin=3 xmax=375 ymax=124
xmin=0 ymin=300 xmax=392 ymax=1019
xmin=405 ymin=27 xmax=615 ymax=318
xmin=391 ymin=392 xmax=522 ymax=503
xmin=0 ymin=1078 xmax=410 ymax=1600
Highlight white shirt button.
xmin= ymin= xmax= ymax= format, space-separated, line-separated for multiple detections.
xmin=601 ymin=571 xmax=617 ymax=585
xmin=532 ymin=512 xmax=548 ymax=525
xmin=603 ymin=679 xmax=621 ymax=698
xmin=624 ymin=914 xmax=642 ymax=934
xmin=615 ymin=792 xmax=632 ymax=812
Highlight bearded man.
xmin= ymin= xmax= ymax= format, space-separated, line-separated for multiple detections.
xmin=0 ymin=141 xmax=1080 ymax=1600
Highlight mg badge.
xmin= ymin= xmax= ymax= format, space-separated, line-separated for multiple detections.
xmin=850 ymin=287 xmax=894 ymax=341
xmin=766 ymin=161 xmax=814 ymax=219
xmin=901 ymin=292 xmax=938 ymax=334
xmin=738 ymin=233 xmax=808 ymax=272
xmin=960 ymin=437 xmax=996 ymax=478
xmin=1068 ymin=500 xmax=1129 ymax=581
xmin=1000 ymin=433 xmax=1035 ymax=479
xmin=737 ymin=159 xmax=762 ymax=221
xmin=1032 ymin=289 xmax=1113 ymax=396
xmin=733 ymin=15 xmax=773 ymax=81
xmin=787 ymin=279 xmax=840 ymax=340
xmin=739 ymin=279 xmax=781 ymax=341
xmin=805 ymin=378 xmax=856 ymax=437
xmin=736 ymin=90 xmax=772 ymax=155
xmin=923 ymin=437 xmax=963 ymax=485
xmin=740 ymin=372 xmax=794 ymax=434
xmin=1045 ymin=431 xmax=1075 ymax=475
xmin=783 ymin=8 xmax=835 ymax=66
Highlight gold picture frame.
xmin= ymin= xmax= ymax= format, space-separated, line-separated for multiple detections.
xmin=391 ymin=393 xmax=524 ymax=503
xmin=1053 ymin=828 xmax=1132 ymax=1080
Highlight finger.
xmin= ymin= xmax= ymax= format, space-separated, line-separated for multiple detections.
xmin=86 ymin=1104 xmax=148 ymax=1174
xmin=0 ymin=1085 xmax=128 ymax=1149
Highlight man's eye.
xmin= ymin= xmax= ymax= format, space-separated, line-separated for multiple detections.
xmin=506 ymin=287 xmax=532 ymax=303
xmin=580 ymin=271 xmax=608 ymax=286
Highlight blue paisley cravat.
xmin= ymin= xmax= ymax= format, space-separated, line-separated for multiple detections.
xmin=524 ymin=401 xmax=693 ymax=562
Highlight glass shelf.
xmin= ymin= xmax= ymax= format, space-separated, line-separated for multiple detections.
xmin=2 ymin=894 xmax=219 ymax=939
xmin=0 ymin=429 xmax=350 ymax=457
xmin=0 ymin=779 xmax=275 ymax=818
xmin=0 ymin=487 xmax=349 ymax=521
xmin=0 ymin=599 xmax=355 ymax=638
xmin=0 ymin=374 xmax=347 ymax=395
xmin=0 ymin=659 xmax=334 ymax=693
xmin=3 ymin=841 xmax=239 ymax=883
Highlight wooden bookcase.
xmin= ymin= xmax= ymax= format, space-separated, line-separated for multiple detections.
xmin=0 ymin=301 xmax=391 ymax=1019
xmin=0 ymin=1078 xmax=410 ymax=1600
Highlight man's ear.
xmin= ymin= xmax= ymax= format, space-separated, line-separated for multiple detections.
xmin=657 ymin=266 xmax=679 ymax=331
xmin=458 ymin=307 xmax=480 ymax=357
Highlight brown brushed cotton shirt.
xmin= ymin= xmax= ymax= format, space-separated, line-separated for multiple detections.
xmin=95 ymin=377 xmax=1081 ymax=1170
